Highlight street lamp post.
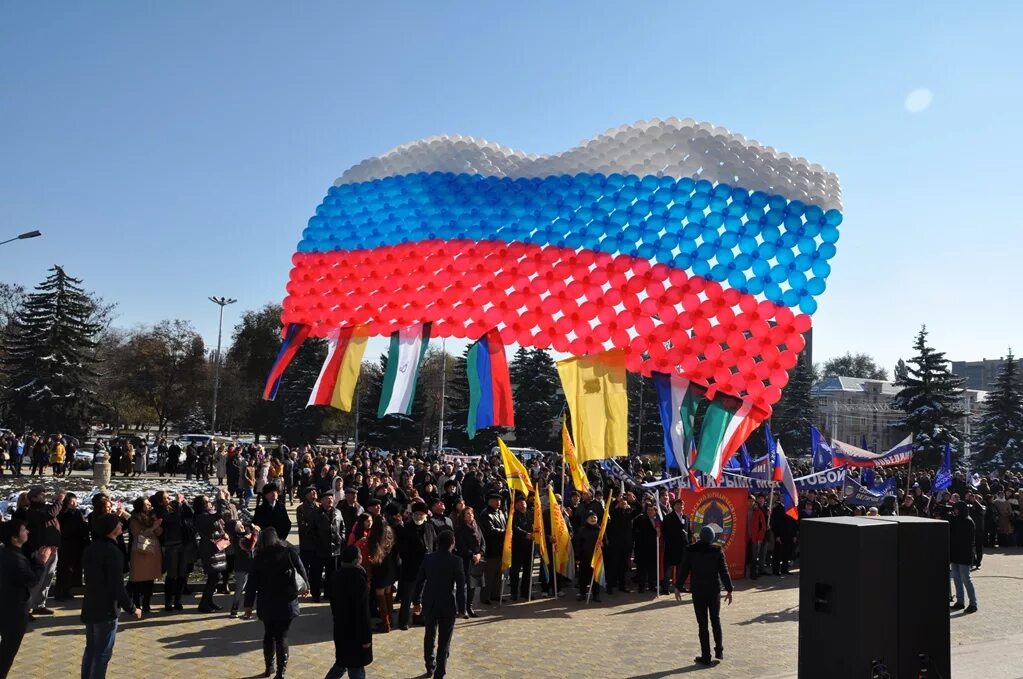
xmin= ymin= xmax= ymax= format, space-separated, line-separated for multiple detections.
xmin=0 ymin=230 xmax=42 ymax=246
xmin=208 ymin=296 xmax=237 ymax=434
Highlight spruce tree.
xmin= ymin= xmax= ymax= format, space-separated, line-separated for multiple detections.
xmin=770 ymin=354 xmax=818 ymax=456
xmin=971 ymin=350 xmax=1023 ymax=470
xmin=892 ymin=326 xmax=966 ymax=466
xmin=509 ymin=348 xmax=561 ymax=450
xmin=1 ymin=266 xmax=103 ymax=434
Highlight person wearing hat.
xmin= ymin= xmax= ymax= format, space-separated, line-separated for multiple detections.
xmin=479 ymin=493 xmax=506 ymax=605
xmin=296 ymin=486 xmax=319 ymax=595
xmin=573 ymin=510 xmax=603 ymax=602
xmin=675 ymin=525 xmax=733 ymax=665
xmin=323 ymin=545 xmax=373 ymax=679
xmin=396 ymin=501 xmax=436 ymax=630
xmin=253 ymin=483 xmax=292 ymax=541
xmin=428 ymin=498 xmax=453 ymax=542
xmin=339 ymin=487 xmax=364 ymax=534
xmin=308 ymin=491 xmax=346 ymax=604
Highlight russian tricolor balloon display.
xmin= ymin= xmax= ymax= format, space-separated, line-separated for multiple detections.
xmin=280 ymin=118 xmax=842 ymax=417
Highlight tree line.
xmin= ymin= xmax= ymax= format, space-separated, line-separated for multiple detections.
xmin=1 ymin=266 xmax=1020 ymax=469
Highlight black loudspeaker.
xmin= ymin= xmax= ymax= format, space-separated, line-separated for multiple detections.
xmin=798 ymin=517 xmax=899 ymax=678
xmin=878 ymin=516 xmax=951 ymax=679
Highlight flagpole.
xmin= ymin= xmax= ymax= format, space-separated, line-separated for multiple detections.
xmin=528 ymin=543 xmax=536 ymax=602
xmin=655 ymin=489 xmax=662 ymax=598
xmin=437 ymin=338 xmax=447 ymax=452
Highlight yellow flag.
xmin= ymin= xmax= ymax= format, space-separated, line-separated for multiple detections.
xmin=498 ymin=437 xmax=534 ymax=495
xmin=532 ymin=484 xmax=549 ymax=566
xmin=562 ymin=419 xmax=590 ymax=493
xmin=556 ymin=350 xmax=628 ymax=462
xmin=591 ymin=491 xmax=613 ymax=571
xmin=547 ymin=485 xmax=575 ymax=579
xmin=501 ymin=499 xmax=514 ymax=572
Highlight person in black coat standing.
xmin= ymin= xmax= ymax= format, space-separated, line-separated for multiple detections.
xmin=769 ymin=501 xmax=797 ymax=576
xmin=323 ymin=545 xmax=373 ymax=679
xmin=949 ymin=501 xmax=978 ymax=613
xmin=675 ymin=525 xmax=734 ymax=666
xmin=0 ymin=520 xmax=52 ymax=679
xmin=397 ymin=501 xmax=437 ymax=630
xmin=605 ymin=496 xmax=636 ymax=595
xmin=80 ymin=513 xmax=141 ymax=679
xmin=661 ymin=499 xmax=690 ymax=594
xmin=244 ymin=527 xmax=308 ymax=679
xmin=253 ymin=483 xmax=292 ymax=540
xmin=413 ymin=530 xmax=467 ymax=679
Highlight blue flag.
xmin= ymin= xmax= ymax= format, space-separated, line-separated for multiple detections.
xmin=764 ymin=423 xmax=778 ymax=473
xmin=810 ymin=426 xmax=833 ymax=472
xmin=739 ymin=443 xmax=753 ymax=476
xmin=934 ymin=443 xmax=953 ymax=491
xmin=862 ymin=467 xmax=875 ymax=488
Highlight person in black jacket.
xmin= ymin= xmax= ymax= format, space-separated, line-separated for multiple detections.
xmin=413 ymin=530 xmax=467 ymax=679
xmin=675 ymin=525 xmax=733 ymax=665
xmin=54 ymin=492 xmax=90 ymax=600
xmin=661 ymin=499 xmax=690 ymax=594
xmin=949 ymin=501 xmax=978 ymax=613
xmin=574 ymin=511 xmax=603 ymax=602
xmin=605 ymin=495 xmax=635 ymax=595
xmin=80 ymin=512 xmax=141 ymax=679
xmin=632 ymin=504 xmax=660 ymax=593
xmin=478 ymin=493 xmax=506 ymax=605
xmin=0 ymin=520 xmax=52 ymax=679
xmin=244 ymin=527 xmax=308 ymax=679
xmin=23 ymin=486 xmax=62 ymax=615
xmin=323 ymin=545 xmax=372 ymax=679
xmin=308 ymin=491 xmax=346 ymax=603
xmin=253 ymin=483 xmax=292 ymax=541
xmin=508 ymin=496 xmax=533 ymax=601
xmin=397 ymin=501 xmax=437 ymax=630
xmin=453 ymin=507 xmax=485 ymax=618
xmin=770 ymin=501 xmax=797 ymax=576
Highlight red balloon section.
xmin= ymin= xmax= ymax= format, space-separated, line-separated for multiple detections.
xmin=282 ymin=239 xmax=810 ymax=415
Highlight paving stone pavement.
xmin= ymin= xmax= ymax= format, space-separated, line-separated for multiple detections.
xmin=12 ymin=548 xmax=1022 ymax=678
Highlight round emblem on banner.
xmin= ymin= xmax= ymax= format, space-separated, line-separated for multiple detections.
xmin=692 ymin=492 xmax=736 ymax=548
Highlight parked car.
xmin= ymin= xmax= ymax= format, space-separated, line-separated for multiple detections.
xmin=490 ymin=445 xmax=543 ymax=461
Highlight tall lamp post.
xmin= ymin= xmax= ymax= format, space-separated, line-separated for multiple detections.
xmin=208 ymin=296 xmax=237 ymax=434
xmin=0 ymin=230 xmax=42 ymax=246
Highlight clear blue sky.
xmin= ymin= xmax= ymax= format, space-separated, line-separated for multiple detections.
xmin=2 ymin=2 xmax=1020 ymax=374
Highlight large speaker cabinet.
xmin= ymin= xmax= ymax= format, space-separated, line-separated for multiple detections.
xmin=798 ymin=516 xmax=950 ymax=679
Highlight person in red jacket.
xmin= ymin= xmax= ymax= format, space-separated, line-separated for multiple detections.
xmin=747 ymin=494 xmax=769 ymax=580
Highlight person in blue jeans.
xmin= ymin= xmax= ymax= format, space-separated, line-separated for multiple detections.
xmin=80 ymin=513 xmax=140 ymax=679
xmin=949 ymin=501 xmax=978 ymax=614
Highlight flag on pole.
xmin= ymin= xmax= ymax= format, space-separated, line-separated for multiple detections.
xmin=773 ymin=441 xmax=800 ymax=520
xmin=738 ymin=444 xmax=753 ymax=476
xmin=562 ymin=420 xmax=590 ymax=493
xmin=591 ymin=492 xmax=612 ymax=588
xmin=547 ymin=485 xmax=575 ymax=579
xmin=377 ymin=323 xmax=431 ymax=417
xmin=651 ymin=372 xmax=705 ymax=472
xmin=466 ymin=329 xmax=514 ymax=439
xmin=262 ymin=323 xmax=311 ymax=400
xmin=532 ymin=485 xmax=549 ymax=568
xmin=498 ymin=437 xmax=534 ymax=495
xmin=934 ymin=443 xmax=953 ymax=491
xmin=810 ymin=426 xmax=833 ymax=472
xmin=862 ymin=466 xmax=875 ymax=488
xmin=694 ymin=391 xmax=765 ymax=479
xmin=307 ymin=326 xmax=368 ymax=410
xmin=501 ymin=499 xmax=514 ymax=572
xmin=557 ymin=350 xmax=628 ymax=462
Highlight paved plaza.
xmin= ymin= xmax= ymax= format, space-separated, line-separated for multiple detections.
xmin=11 ymin=531 xmax=1022 ymax=679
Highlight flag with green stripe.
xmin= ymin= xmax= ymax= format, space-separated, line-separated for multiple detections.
xmin=377 ymin=323 xmax=431 ymax=417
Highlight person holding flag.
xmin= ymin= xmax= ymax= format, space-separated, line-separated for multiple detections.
xmin=575 ymin=493 xmax=610 ymax=603
xmin=530 ymin=485 xmax=550 ymax=597
xmin=546 ymin=486 xmax=574 ymax=597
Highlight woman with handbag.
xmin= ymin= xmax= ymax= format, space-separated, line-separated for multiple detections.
xmin=193 ymin=495 xmax=228 ymax=613
xmin=244 ymin=527 xmax=308 ymax=679
xmin=455 ymin=506 xmax=486 ymax=617
xmin=128 ymin=496 xmax=163 ymax=615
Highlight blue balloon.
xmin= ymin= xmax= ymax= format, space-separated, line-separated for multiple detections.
xmin=821 ymin=225 xmax=840 ymax=243
xmin=799 ymin=297 xmax=818 ymax=314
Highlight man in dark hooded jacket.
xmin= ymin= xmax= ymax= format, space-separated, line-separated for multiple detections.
xmin=675 ymin=525 xmax=733 ymax=665
xmin=324 ymin=546 xmax=372 ymax=679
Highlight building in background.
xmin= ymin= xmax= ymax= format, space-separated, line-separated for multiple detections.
xmin=950 ymin=357 xmax=1023 ymax=391
xmin=811 ymin=376 xmax=986 ymax=455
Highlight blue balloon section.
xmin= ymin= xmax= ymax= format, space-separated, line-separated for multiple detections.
xmin=299 ymin=172 xmax=841 ymax=313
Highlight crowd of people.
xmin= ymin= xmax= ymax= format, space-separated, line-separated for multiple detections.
xmin=0 ymin=437 xmax=1020 ymax=678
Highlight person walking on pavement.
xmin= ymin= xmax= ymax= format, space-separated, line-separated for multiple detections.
xmin=323 ymin=545 xmax=373 ymax=679
xmin=0 ymin=520 xmax=53 ymax=679
xmin=675 ymin=525 xmax=734 ymax=666
xmin=413 ymin=530 xmax=467 ymax=679
xmin=80 ymin=513 xmax=141 ymax=679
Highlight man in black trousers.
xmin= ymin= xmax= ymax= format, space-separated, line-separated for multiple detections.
xmin=0 ymin=520 xmax=52 ymax=679
xmin=675 ymin=525 xmax=734 ymax=666
xmin=413 ymin=530 xmax=467 ymax=679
